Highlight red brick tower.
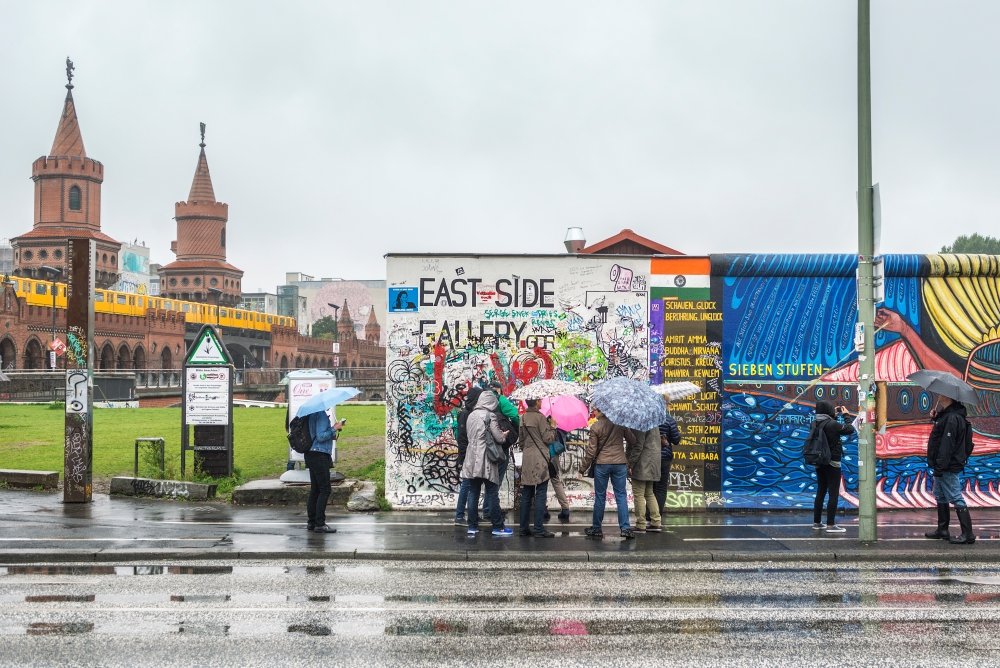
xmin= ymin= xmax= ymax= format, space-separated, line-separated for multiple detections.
xmin=365 ymin=307 xmax=380 ymax=344
xmin=159 ymin=124 xmax=243 ymax=306
xmin=337 ymin=300 xmax=356 ymax=342
xmin=12 ymin=58 xmax=121 ymax=287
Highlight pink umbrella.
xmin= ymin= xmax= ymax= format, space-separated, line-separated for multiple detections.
xmin=539 ymin=395 xmax=590 ymax=432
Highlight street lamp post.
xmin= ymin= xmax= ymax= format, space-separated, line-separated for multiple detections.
xmin=40 ymin=265 xmax=61 ymax=370
xmin=856 ymin=0 xmax=878 ymax=543
xmin=208 ymin=287 xmax=223 ymax=332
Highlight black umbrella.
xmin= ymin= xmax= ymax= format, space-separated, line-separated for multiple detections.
xmin=907 ymin=370 xmax=978 ymax=405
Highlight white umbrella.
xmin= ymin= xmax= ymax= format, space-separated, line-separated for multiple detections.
xmin=651 ymin=381 xmax=700 ymax=401
xmin=509 ymin=379 xmax=586 ymax=401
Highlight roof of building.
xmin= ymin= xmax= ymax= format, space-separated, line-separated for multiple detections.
xmin=158 ymin=258 xmax=243 ymax=273
xmin=187 ymin=147 xmax=216 ymax=203
xmin=49 ymin=90 xmax=87 ymax=158
xmin=12 ymin=226 xmax=119 ymax=245
xmin=580 ymin=228 xmax=683 ymax=255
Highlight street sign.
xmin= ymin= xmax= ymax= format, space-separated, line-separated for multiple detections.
xmin=184 ymin=367 xmax=231 ymax=426
xmin=184 ymin=326 xmax=232 ymax=365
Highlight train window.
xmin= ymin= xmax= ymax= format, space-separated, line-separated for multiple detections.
xmin=235 ymin=312 xmax=242 ymax=320
xmin=267 ymin=316 xmax=274 ymax=324
xmin=36 ymin=283 xmax=48 ymax=295
xmin=220 ymin=309 xmax=228 ymax=317
xmin=95 ymin=292 xmax=104 ymax=302
xmin=117 ymin=295 xmax=127 ymax=305
xmin=164 ymin=301 xmax=172 ymax=309
xmin=137 ymin=298 xmax=144 ymax=307
xmin=181 ymin=303 xmax=191 ymax=313
xmin=128 ymin=297 xmax=136 ymax=306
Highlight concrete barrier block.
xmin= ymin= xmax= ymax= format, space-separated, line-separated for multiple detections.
xmin=232 ymin=478 xmax=356 ymax=506
xmin=0 ymin=470 xmax=60 ymax=489
xmin=110 ymin=477 xmax=217 ymax=501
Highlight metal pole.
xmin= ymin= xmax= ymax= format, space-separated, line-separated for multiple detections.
xmin=857 ymin=0 xmax=878 ymax=543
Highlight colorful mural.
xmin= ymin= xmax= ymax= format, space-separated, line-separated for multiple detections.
xmin=385 ymin=255 xmax=650 ymax=509
xmin=384 ymin=252 xmax=1000 ymax=511
xmin=718 ymin=254 xmax=1000 ymax=509
xmin=649 ymin=258 xmax=723 ymax=510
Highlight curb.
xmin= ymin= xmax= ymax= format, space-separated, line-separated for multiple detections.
xmin=2 ymin=547 xmax=996 ymax=565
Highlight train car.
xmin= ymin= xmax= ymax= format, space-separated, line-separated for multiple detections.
xmin=12 ymin=279 xmax=295 ymax=333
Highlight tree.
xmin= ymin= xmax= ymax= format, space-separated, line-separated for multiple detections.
xmin=310 ymin=315 xmax=337 ymax=340
xmin=940 ymin=233 xmax=1000 ymax=254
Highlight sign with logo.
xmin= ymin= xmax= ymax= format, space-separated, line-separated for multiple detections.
xmin=184 ymin=367 xmax=231 ymax=426
xmin=50 ymin=338 xmax=67 ymax=356
xmin=388 ymin=287 xmax=419 ymax=313
xmin=185 ymin=326 xmax=232 ymax=365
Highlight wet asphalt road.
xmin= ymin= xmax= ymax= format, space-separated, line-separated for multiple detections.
xmin=2 ymin=558 xmax=999 ymax=667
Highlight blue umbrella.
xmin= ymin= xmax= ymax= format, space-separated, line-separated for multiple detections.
xmin=591 ymin=377 xmax=667 ymax=431
xmin=295 ymin=386 xmax=360 ymax=418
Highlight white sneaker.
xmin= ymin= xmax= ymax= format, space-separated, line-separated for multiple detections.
xmin=825 ymin=525 xmax=846 ymax=533
xmin=811 ymin=523 xmax=826 ymax=530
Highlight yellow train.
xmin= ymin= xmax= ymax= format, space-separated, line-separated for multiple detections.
xmin=9 ymin=277 xmax=296 ymax=332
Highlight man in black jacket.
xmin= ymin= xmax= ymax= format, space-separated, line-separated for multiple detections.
xmin=924 ymin=395 xmax=976 ymax=544
xmin=812 ymin=401 xmax=856 ymax=533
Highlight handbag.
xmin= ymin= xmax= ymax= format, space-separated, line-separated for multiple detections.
xmin=548 ymin=433 xmax=567 ymax=459
xmin=485 ymin=436 xmax=506 ymax=464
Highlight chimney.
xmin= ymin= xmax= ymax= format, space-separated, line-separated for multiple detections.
xmin=564 ymin=227 xmax=586 ymax=253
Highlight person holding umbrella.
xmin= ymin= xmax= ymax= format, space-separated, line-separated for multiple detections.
xmin=910 ymin=370 xmax=979 ymax=545
xmin=517 ymin=399 xmax=558 ymax=537
xmin=295 ymin=387 xmax=358 ymax=533
xmin=580 ymin=407 xmax=632 ymax=539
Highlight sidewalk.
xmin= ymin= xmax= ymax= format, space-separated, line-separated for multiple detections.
xmin=0 ymin=490 xmax=996 ymax=564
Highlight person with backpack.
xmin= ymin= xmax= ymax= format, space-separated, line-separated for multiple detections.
xmin=452 ymin=385 xmax=483 ymax=526
xmin=461 ymin=390 xmax=514 ymax=537
xmin=305 ymin=410 xmax=345 ymax=533
xmin=809 ymin=400 xmax=855 ymax=533
xmin=924 ymin=394 xmax=976 ymax=545
xmin=653 ymin=403 xmax=681 ymax=518
xmin=482 ymin=381 xmax=519 ymax=520
xmin=517 ymin=399 xmax=558 ymax=537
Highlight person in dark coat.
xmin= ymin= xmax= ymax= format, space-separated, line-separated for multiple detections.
xmin=812 ymin=400 xmax=856 ymax=533
xmin=653 ymin=404 xmax=681 ymax=518
xmin=453 ymin=386 xmax=483 ymax=526
xmin=924 ymin=395 xmax=976 ymax=544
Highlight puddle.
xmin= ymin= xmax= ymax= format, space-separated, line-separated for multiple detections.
xmin=167 ymin=566 xmax=233 ymax=575
xmin=177 ymin=622 xmax=229 ymax=635
xmin=288 ymin=623 xmax=332 ymax=636
xmin=170 ymin=595 xmax=231 ymax=603
xmin=26 ymin=622 xmax=94 ymax=636
xmin=25 ymin=594 xmax=95 ymax=603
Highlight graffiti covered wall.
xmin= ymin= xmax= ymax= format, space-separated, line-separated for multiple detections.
xmin=718 ymin=254 xmax=1000 ymax=509
xmin=650 ymin=257 xmax=723 ymax=510
xmin=385 ymin=254 xmax=649 ymax=509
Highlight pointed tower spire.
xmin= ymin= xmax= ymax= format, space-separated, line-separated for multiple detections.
xmin=50 ymin=57 xmax=86 ymax=157
xmin=188 ymin=122 xmax=216 ymax=202
xmin=365 ymin=307 xmax=381 ymax=344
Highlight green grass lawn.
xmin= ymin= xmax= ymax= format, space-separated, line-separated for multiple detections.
xmin=0 ymin=404 xmax=386 ymax=496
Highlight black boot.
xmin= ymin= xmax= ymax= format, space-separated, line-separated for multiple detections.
xmin=949 ymin=507 xmax=976 ymax=544
xmin=924 ymin=503 xmax=950 ymax=539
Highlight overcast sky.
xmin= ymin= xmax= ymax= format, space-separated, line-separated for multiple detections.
xmin=1 ymin=1 xmax=998 ymax=291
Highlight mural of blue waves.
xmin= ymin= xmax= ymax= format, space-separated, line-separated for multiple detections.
xmin=722 ymin=393 xmax=858 ymax=508
xmin=713 ymin=254 xmax=857 ymax=278
xmin=723 ymin=392 xmax=1000 ymax=508
xmin=724 ymin=276 xmax=857 ymax=375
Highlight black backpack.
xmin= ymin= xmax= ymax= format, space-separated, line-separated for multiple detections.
xmin=494 ymin=411 xmax=519 ymax=449
xmin=803 ymin=421 xmax=832 ymax=467
xmin=287 ymin=415 xmax=313 ymax=454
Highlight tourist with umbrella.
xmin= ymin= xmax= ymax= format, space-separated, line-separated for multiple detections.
xmin=517 ymin=399 xmax=558 ymax=537
xmin=295 ymin=386 xmax=358 ymax=534
xmin=909 ymin=370 xmax=979 ymax=545
xmin=580 ymin=377 xmax=666 ymax=539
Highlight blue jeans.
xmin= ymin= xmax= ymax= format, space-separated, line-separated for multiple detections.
xmin=467 ymin=478 xmax=504 ymax=530
xmin=455 ymin=478 xmax=471 ymax=520
xmin=519 ymin=481 xmax=549 ymax=532
xmin=932 ymin=471 xmax=967 ymax=509
xmin=482 ymin=455 xmax=508 ymax=518
xmin=592 ymin=463 xmax=630 ymax=531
